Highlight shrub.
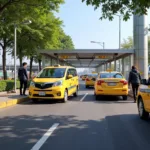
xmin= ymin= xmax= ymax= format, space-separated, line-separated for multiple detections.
xmin=0 ymin=80 xmax=31 ymax=92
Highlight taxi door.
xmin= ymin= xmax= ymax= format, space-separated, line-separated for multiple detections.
xmin=65 ymin=69 xmax=73 ymax=96
xmin=140 ymin=85 xmax=150 ymax=111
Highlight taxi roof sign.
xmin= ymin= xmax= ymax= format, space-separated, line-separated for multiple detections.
xmin=106 ymin=68 xmax=113 ymax=72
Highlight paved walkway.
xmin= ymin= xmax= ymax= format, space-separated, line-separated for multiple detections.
xmin=0 ymin=90 xmax=29 ymax=109
xmin=0 ymin=90 xmax=28 ymax=102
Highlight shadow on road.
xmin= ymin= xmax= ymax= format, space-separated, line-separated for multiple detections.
xmin=0 ymin=114 xmax=150 ymax=150
xmin=83 ymin=94 xmax=134 ymax=104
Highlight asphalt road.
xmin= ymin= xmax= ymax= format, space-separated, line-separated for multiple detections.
xmin=0 ymin=81 xmax=150 ymax=150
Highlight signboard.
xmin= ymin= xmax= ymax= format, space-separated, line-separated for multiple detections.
xmin=60 ymin=55 xmax=69 ymax=59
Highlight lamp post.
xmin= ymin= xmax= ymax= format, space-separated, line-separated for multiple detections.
xmin=14 ymin=20 xmax=32 ymax=92
xmin=91 ymin=41 xmax=105 ymax=49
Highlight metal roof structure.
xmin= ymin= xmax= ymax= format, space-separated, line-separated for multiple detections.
xmin=40 ymin=49 xmax=134 ymax=68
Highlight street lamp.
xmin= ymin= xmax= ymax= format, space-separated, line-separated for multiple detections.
xmin=14 ymin=20 xmax=32 ymax=92
xmin=91 ymin=41 xmax=105 ymax=49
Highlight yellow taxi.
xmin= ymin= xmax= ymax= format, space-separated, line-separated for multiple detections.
xmin=137 ymin=79 xmax=150 ymax=120
xmin=82 ymin=75 xmax=88 ymax=80
xmin=94 ymin=71 xmax=128 ymax=100
xmin=85 ymin=73 xmax=98 ymax=88
xmin=29 ymin=65 xmax=79 ymax=103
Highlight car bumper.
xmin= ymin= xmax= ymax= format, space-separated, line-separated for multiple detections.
xmin=29 ymin=86 xmax=65 ymax=99
xmin=86 ymin=81 xmax=95 ymax=86
xmin=95 ymin=88 xmax=128 ymax=96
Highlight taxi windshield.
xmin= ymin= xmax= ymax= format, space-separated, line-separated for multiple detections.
xmin=37 ymin=68 xmax=66 ymax=78
xmin=100 ymin=73 xmax=123 ymax=79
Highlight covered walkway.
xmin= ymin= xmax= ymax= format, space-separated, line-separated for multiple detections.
xmin=40 ymin=49 xmax=134 ymax=79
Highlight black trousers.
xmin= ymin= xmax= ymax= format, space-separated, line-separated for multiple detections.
xmin=132 ymin=83 xmax=139 ymax=101
xmin=20 ymin=80 xmax=27 ymax=95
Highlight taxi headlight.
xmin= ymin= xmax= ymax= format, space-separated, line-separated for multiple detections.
xmin=53 ymin=81 xmax=63 ymax=87
xmin=140 ymin=89 xmax=150 ymax=93
xmin=30 ymin=81 xmax=35 ymax=87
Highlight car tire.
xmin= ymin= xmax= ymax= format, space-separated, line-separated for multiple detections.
xmin=62 ymin=90 xmax=68 ymax=103
xmin=95 ymin=95 xmax=99 ymax=101
xmin=32 ymin=99 xmax=38 ymax=103
xmin=138 ymin=98 xmax=149 ymax=120
xmin=86 ymin=85 xmax=89 ymax=88
xmin=123 ymin=95 xmax=128 ymax=100
xmin=73 ymin=86 xmax=78 ymax=97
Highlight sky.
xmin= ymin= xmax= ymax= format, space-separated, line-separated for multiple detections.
xmin=58 ymin=0 xmax=150 ymax=49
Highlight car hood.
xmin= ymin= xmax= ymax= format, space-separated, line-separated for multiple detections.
xmin=33 ymin=78 xmax=63 ymax=83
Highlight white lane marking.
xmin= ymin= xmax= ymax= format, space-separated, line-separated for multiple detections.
xmin=31 ymin=123 xmax=59 ymax=150
xmin=80 ymin=93 xmax=88 ymax=101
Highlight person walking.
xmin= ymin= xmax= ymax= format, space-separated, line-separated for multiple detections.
xmin=18 ymin=62 xmax=28 ymax=96
xmin=128 ymin=66 xmax=142 ymax=102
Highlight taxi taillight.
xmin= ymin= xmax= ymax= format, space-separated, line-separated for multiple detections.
xmin=120 ymin=80 xmax=128 ymax=85
xmin=86 ymin=78 xmax=90 ymax=81
xmin=97 ymin=80 xmax=105 ymax=85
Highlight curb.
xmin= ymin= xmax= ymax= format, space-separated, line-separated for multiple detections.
xmin=0 ymin=97 xmax=29 ymax=109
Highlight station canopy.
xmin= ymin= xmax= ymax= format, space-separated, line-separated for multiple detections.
xmin=40 ymin=49 xmax=134 ymax=68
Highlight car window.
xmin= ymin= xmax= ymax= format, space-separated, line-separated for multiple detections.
xmin=100 ymin=73 xmax=123 ymax=78
xmin=37 ymin=68 xmax=66 ymax=78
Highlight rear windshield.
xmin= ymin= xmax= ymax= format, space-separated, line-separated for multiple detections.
xmin=100 ymin=73 xmax=123 ymax=79
xmin=87 ymin=74 xmax=98 ymax=78
xmin=37 ymin=68 xmax=66 ymax=78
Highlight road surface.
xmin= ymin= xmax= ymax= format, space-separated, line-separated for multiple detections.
xmin=0 ymin=81 xmax=150 ymax=150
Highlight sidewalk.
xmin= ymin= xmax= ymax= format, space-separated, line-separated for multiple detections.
xmin=0 ymin=90 xmax=29 ymax=109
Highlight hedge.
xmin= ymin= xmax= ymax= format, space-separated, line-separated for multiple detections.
xmin=0 ymin=80 xmax=31 ymax=92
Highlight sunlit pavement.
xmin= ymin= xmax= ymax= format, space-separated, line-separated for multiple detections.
xmin=0 ymin=81 xmax=150 ymax=150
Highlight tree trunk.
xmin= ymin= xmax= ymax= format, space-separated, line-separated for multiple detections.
xmin=38 ymin=59 xmax=42 ymax=71
xmin=30 ymin=56 xmax=33 ymax=79
xmin=2 ymin=46 xmax=7 ymax=80
xmin=19 ymin=56 xmax=23 ymax=67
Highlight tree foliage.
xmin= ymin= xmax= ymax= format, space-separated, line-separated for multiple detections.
xmin=0 ymin=0 xmax=74 ymax=79
xmin=121 ymin=36 xmax=150 ymax=64
xmin=82 ymin=0 xmax=150 ymax=20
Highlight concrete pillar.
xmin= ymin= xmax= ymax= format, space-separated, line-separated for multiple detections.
xmin=106 ymin=63 xmax=108 ymax=70
xmin=109 ymin=62 xmax=111 ymax=69
xmin=122 ymin=58 xmax=125 ymax=76
xmin=133 ymin=14 xmax=148 ymax=79
xmin=42 ymin=55 xmax=45 ymax=68
xmin=114 ymin=60 xmax=117 ymax=71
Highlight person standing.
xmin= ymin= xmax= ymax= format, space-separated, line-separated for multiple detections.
xmin=18 ymin=62 xmax=28 ymax=96
xmin=128 ymin=66 xmax=142 ymax=102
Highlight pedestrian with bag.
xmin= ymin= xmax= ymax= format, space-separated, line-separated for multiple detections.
xmin=128 ymin=66 xmax=142 ymax=102
xmin=18 ymin=62 xmax=28 ymax=96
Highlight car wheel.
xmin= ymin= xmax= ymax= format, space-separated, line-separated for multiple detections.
xmin=32 ymin=99 xmax=38 ymax=103
xmin=62 ymin=90 xmax=68 ymax=103
xmin=123 ymin=95 xmax=128 ymax=100
xmin=86 ymin=85 xmax=89 ymax=88
xmin=73 ymin=87 xmax=78 ymax=97
xmin=95 ymin=94 xmax=99 ymax=101
xmin=138 ymin=98 xmax=149 ymax=120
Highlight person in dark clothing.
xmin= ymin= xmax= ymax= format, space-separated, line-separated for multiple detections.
xmin=18 ymin=62 xmax=28 ymax=96
xmin=128 ymin=66 xmax=142 ymax=102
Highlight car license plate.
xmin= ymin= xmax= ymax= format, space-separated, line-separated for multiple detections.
xmin=108 ymin=83 xmax=116 ymax=86
xmin=39 ymin=92 xmax=46 ymax=96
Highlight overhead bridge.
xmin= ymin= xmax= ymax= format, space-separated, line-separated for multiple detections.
xmin=40 ymin=49 xmax=134 ymax=79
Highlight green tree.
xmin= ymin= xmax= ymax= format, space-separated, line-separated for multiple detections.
xmin=58 ymin=29 xmax=74 ymax=49
xmin=121 ymin=36 xmax=150 ymax=64
xmin=0 ymin=0 xmax=63 ymax=79
xmin=82 ymin=0 xmax=150 ymax=20
xmin=121 ymin=36 xmax=133 ymax=49
xmin=0 ymin=0 xmax=64 ymax=15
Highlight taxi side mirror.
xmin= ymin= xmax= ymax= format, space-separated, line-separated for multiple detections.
xmin=68 ymin=75 xmax=73 ymax=79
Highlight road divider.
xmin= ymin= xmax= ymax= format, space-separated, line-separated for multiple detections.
xmin=80 ymin=93 xmax=88 ymax=101
xmin=31 ymin=123 xmax=59 ymax=150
